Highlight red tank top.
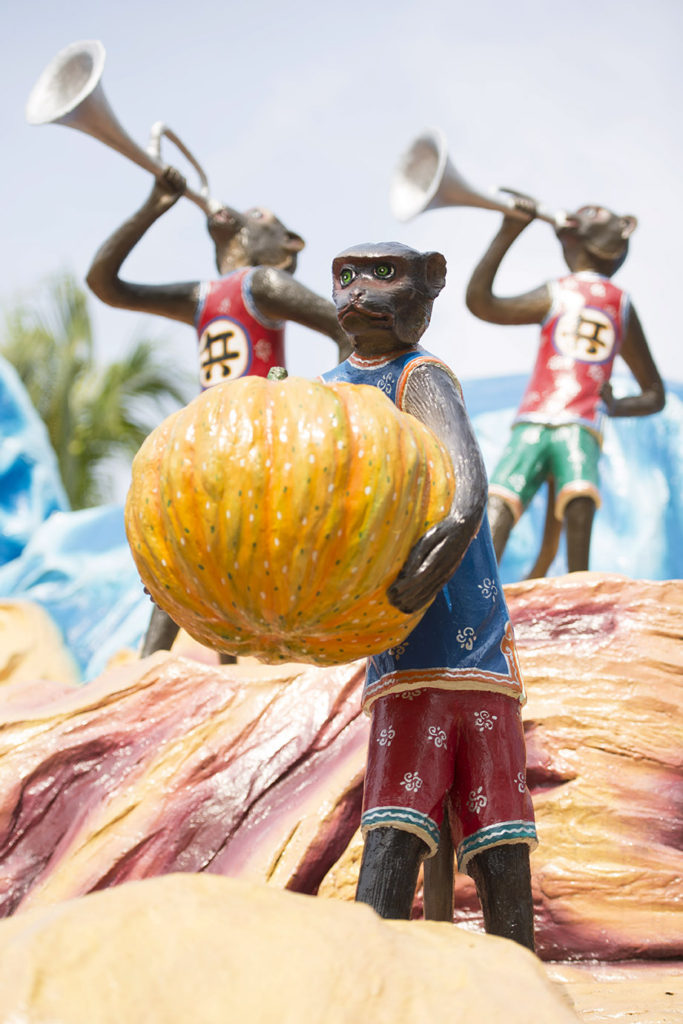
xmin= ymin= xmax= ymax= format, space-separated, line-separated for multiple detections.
xmin=194 ymin=268 xmax=286 ymax=390
xmin=515 ymin=272 xmax=630 ymax=435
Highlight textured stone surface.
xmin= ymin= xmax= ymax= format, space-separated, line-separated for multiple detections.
xmin=0 ymin=650 xmax=366 ymax=915
xmin=0 ymin=872 xmax=579 ymax=1024
xmin=546 ymin=961 xmax=683 ymax=1024
xmin=0 ymin=574 xmax=681 ymax=967
xmin=0 ymin=599 xmax=78 ymax=689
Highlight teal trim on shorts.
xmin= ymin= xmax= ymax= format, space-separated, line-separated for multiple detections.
xmin=489 ymin=422 xmax=601 ymax=514
xmin=361 ymin=806 xmax=441 ymax=856
xmin=457 ymin=820 xmax=538 ymax=871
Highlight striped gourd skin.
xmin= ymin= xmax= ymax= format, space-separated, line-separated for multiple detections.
xmin=125 ymin=375 xmax=455 ymax=665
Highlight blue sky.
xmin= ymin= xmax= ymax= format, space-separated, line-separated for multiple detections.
xmin=2 ymin=0 xmax=682 ymax=390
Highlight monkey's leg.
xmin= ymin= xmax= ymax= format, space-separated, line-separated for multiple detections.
xmin=467 ymin=842 xmax=535 ymax=951
xmin=423 ymin=809 xmax=454 ymax=921
xmin=564 ymin=496 xmax=596 ymax=572
xmin=356 ymin=827 xmax=428 ymax=920
xmin=141 ymin=604 xmax=236 ymax=664
xmin=140 ymin=604 xmax=180 ymax=657
xmin=487 ymin=496 xmax=515 ymax=562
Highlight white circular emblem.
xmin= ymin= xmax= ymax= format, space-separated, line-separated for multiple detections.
xmin=553 ymin=308 xmax=616 ymax=363
xmin=198 ymin=317 xmax=251 ymax=387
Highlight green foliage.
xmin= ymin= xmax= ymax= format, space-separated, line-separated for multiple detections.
xmin=2 ymin=273 xmax=194 ymax=509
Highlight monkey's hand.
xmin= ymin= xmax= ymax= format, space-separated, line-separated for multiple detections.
xmin=499 ymin=188 xmax=537 ymax=225
xmin=148 ymin=166 xmax=187 ymax=212
xmin=387 ymin=516 xmax=476 ymax=615
xmin=600 ymin=381 xmax=616 ymax=414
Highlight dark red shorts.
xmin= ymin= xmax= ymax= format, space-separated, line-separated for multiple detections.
xmin=362 ymin=688 xmax=537 ymax=870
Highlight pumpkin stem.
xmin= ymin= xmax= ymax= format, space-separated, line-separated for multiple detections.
xmin=267 ymin=366 xmax=288 ymax=381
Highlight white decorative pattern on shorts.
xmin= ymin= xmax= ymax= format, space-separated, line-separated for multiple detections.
xmin=377 ymin=727 xmax=395 ymax=747
xmin=400 ymin=772 xmax=423 ymax=793
xmin=467 ymin=786 xmax=488 ymax=813
xmin=474 ymin=710 xmax=498 ymax=732
xmin=427 ymin=726 xmax=447 ymax=749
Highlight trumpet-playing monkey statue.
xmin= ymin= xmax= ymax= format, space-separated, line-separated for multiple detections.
xmin=87 ymin=168 xmax=350 ymax=655
xmin=322 ymin=242 xmax=537 ymax=950
xmin=466 ymin=202 xmax=665 ymax=574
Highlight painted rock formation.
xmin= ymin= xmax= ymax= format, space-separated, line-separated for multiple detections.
xmin=0 ymin=573 xmax=680 ymax=967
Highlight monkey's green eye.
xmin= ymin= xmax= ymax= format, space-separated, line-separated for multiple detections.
xmin=339 ymin=267 xmax=355 ymax=286
xmin=373 ymin=263 xmax=395 ymax=280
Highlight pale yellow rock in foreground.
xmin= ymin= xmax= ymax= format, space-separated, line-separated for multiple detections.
xmin=0 ymin=873 xmax=577 ymax=1024
xmin=0 ymin=599 xmax=78 ymax=688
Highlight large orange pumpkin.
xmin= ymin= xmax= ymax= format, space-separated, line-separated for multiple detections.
xmin=125 ymin=375 xmax=455 ymax=665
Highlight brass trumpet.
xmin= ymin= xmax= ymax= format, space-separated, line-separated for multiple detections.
xmin=26 ymin=39 xmax=222 ymax=216
xmin=390 ymin=128 xmax=568 ymax=228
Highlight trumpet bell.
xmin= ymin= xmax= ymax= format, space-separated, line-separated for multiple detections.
xmin=25 ymin=39 xmax=160 ymax=178
xmin=390 ymin=128 xmax=504 ymax=222
xmin=26 ymin=39 xmax=220 ymax=216
xmin=390 ymin=127 xmax=566 ymax=228
xmin=26 ymin=39 xmax=106 ymax=127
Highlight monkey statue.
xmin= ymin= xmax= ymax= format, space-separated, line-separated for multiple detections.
xmin=321 ymin=242 xmax=537 ymax=950
xmin=87 ymin=167 xmax=351 ymax=656
xmin=466 ymin=201 xmax=665 ymax=575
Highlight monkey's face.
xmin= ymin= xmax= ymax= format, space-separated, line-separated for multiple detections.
xmin=209 ymin=206 xmax=305 ymax=275
xmin=332 ymin=246 xmax=445 ymax=356
xmin=557 ymin=205 xmax=637 ymax=273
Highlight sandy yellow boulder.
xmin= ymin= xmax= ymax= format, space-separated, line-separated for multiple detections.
xmin=0 ymin=872 xmax=578 ymax=1023
xmin=0 ymin=599 xmax=78 ymax=688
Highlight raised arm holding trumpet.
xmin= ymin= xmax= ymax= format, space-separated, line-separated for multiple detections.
xmin=27 ymin=40 xmax=350 ymax=656
xmin=391 ymin=129 xmax=665 ymax=575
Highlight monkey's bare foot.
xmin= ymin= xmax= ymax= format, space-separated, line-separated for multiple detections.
xmin=387 ymin=518 xmax=474 ymax=614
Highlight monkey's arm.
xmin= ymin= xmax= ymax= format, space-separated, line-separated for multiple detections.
xmin=465 ymin=216 xmax=551 ymax=325
xmin=388 ymin=364 xmax=487 ymax=615
xmin=86 ymin=169 xmax=200 ymax=326
xmin=600 ymin=305 xmax=665 ymax=417
xmin=249 ymin=268 xmax=353 ymax=361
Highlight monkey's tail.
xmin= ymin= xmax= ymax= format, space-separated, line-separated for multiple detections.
xmin=525 ymin=478 xmax=561 ymax=579
xmin=423 ymin=806 xmax=454 ymax=922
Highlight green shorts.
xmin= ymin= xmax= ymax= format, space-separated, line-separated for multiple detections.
xmin=489 ymin=422 xmax=601 ymax=523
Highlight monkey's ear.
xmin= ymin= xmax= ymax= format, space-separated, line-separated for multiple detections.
xmin=620 ymin=215 xmax=638 ymax=239
xmin=286 ymin=231 xmax=305 ymax=253
xmin=423 ymin=251 xmax=447 ymax=297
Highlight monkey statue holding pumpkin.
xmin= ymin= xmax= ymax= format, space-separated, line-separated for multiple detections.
xmin=87 ymin=167 xmax=351 ymax=655
xmin=322 ymin=242 xmax=537 ymax=949
xmin=466 ymin=202 xmax=665 ymax=575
